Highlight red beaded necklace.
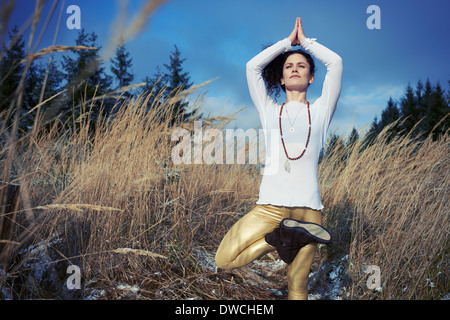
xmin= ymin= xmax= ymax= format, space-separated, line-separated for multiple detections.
xmin=279 ymin=101 xmax=311 ymax=162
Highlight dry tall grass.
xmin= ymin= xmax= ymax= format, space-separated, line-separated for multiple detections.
xmin=1 ymin=89 xmax=448 ymax=299
xmin=1 ymin=87 xmax=264 ymax=299
xmin=319 ymin=124 xmax=449 ymax=299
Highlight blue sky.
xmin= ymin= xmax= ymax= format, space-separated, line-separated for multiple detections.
xmin=8 ymin=0 xmax=450 ymax=137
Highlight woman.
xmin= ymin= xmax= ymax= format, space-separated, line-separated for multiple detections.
xmin=215 ymin=17 xmax=342 ymax=300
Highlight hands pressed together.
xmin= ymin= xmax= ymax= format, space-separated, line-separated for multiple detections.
xmin=288 ymin=17 xmax=307 ymax=46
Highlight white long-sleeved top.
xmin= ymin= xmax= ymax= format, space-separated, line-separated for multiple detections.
xmin=246 ymin=37 xmax=343 ymax=210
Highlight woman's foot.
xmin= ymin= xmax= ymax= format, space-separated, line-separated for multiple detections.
xmin=281 ymin=218 xmax=331 ymax=244
xmin=265 ymin=218 xmax=331 ymax=264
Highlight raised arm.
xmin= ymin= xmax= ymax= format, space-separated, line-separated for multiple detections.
xmin=246 ymin=39 xmax=291 ymax=127
xmin=246 ymin=17 xmax=343 ymax=130
xmin=297 ymin=17 xmax=343 ymax=127
xmin=246 ymin=19 xmax=300 ymax=127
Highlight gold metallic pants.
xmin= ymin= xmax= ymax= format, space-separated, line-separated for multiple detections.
xmin=215 ymin=204 xmax=322 ymax=300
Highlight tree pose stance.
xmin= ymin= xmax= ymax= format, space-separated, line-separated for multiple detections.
xmin=215 ymin=17 xmax=343 ymax=300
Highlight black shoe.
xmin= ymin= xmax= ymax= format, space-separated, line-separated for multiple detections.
xmin=281 ymin=218 xmax=332 ymax=245
xmin=265 ymin=219 xmax=331 ymax=264
xmin=265 ymin=226 xmax=301 ymax=264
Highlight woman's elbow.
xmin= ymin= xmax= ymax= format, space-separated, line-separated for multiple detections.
xmin=330 ymin=55 xmax=343 ymax=74
xmin=333 ymin=54 xmax=343 ymax=68
xmin=246 ymin=60 xmax=257 ymax=74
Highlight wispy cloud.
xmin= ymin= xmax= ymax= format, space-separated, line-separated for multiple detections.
xmin=330 ymin=83 xmax=405 ymax=135
xmin=340 ymin=84 xmax=404 ymax=107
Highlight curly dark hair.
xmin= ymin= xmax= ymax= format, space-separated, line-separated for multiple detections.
xmin=262 ymin=48 xmax=316 ymax=100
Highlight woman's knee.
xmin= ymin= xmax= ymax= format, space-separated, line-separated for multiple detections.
xmin=214 ymin=250 xmax=231 ymax=270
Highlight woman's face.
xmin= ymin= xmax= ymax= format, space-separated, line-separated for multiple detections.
xmin=280 ymin=53 xmax=315 ymax=91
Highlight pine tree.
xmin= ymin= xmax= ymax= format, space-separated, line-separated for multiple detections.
xmin=141 ymin=45 xmax=193 ymax=124
xmin=364 ymin=116 xmax=381 ymax=146
xmin=399 ymin=83 xmax=419 ymax=136
xmin=379 ymin=97 xmax=401 ymax=141
xmin=325 ymin=133 xmax=345 ymax=161
xmin=0 ymin=27 xmax=64 ymax=132
xmin=380 ymin=98 xmax=400 ymax=127
xmin=60 ymin=28 xmax=112 ymax=124
xmin=415 ymin=80 xmax=425 ymax=127
xmin=110 ymin=44 xmax=134 ymax=89
xmin=368 ymin=79 xmax=449 ymax=142
xmin=163 ymin=45 xmax=193 ymax=123
xmin=427 ymin=82 xmax=449 ymax=138
xmin=142 ymin=65 xmax=166 ymax=109
xmin=38 ymin=59 xmax=64 ymax=101
xmin=347 ymin=127 xmax=359 ymax=148
xmin=24 ymin=59 xmax=63 ymax=129
xmin=0 ymin=26 xmax=25 ymax=116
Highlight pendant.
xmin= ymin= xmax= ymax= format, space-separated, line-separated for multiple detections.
xmin=284 ymin=159 xmax=291 ymax=173
xmin=290 ymin=127 xmax=295 ymax=133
